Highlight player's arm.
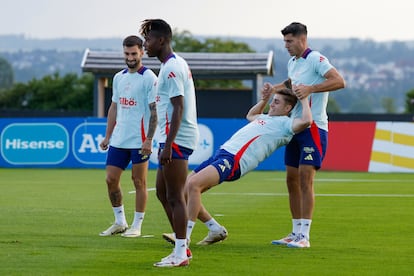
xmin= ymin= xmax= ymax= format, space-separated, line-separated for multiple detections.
xmin=100 ymin=102 xmax=117 ymax=150
xmin=141 ymin=102 xmax=157 ymax=155
xmin=270 ymin=79 xmax=292 ymax=92
xmin=291 ymin=97 xmax=312 ymax=134
xmin=146 ymin=102 xmax=157 ymax=140
xmin=294 ymin=68 xmax=345 ymax=99
xmin=159 ymin=95 xmax=183 ymax=164
xmin=246 ymin=83 xmax=273 ymax=122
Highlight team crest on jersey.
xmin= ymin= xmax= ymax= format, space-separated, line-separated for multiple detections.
xmin=303 ymin=147 xmax=315 ymax=153
xmin=256 ymin=119 xmax=266 ymax=125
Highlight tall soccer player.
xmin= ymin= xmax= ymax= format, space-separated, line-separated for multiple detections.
xmin=140 ymin=19 xmax=199 ymax=267
xmin=270 ymin=22 xmax=345 ymax=248
xmin=99 ymin=35 xmax=157 ymax=238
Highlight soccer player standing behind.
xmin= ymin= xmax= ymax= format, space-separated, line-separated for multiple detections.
xmin=140 ymin=19 xmax=199 ymax=267
xmin=270 ymin=22 xmax=345 ymax=248
xmin=99 ymin=35 xmax=157 ymax=238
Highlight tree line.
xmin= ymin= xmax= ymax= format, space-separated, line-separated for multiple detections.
xmin=1 ymin=32 xmax=414 ymax=114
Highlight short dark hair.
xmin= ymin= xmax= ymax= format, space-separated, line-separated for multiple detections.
xmin=139 ymin=19 xmax=172 ymax=40
xmin=123 ymin=35 xmax=143 ymax=48
xmin=276 ymin=88 xmax=297 ymax=110
xmin=281 ymin=22 xmax=307 ymax=37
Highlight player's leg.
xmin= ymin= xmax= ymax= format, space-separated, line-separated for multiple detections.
xmin=186 ymin=165 xmax=220 ymax=222
xmin=272 ymin=136 xmax=302 ymax=245
xmin=99 ymin=165 xmax=128 ymax=236
xmin=299 ymin=164 xmax=315 ymax=219
xmin=286 ymin=165 xmax=314 ymax=248
xmin=158 ymin=159 xmax=189 ymax=264
xmin=188 ymin=155 xmax=234 ymax=245
xmin=122 ymin=160 xmax=149 ymax=237
xmin=99 ymin=147 xmax=129 ymax=236
xmin=156 ymin=167 xmax=174 ymax=228
xmin=287 ymin=126 xmax=326 ymax=248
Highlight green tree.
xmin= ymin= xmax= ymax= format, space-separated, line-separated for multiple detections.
xmin=327 ymin=97 xmax=341 ymax=113
xmin=0 ymin=56 xmax=14 ymax=89
xmin=0 ymin=73 xmax=93 ymax=111
xmin=172 ymin=30 xmax=254 ymax=89
xmin=381 ymin=97 xmax=396 ymax=113
xmin=405 ymin=88 xmax=414 ymax=113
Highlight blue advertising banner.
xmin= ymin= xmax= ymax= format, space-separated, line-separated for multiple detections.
xmin=0 ymin=117 xmax=286 ymax=171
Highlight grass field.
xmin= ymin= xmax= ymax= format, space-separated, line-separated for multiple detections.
xmin=1 ymin=168 xmax=413 ymax=275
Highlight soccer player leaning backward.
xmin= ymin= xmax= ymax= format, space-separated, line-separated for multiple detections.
xmin=182 ymin=83 xmax=312 ymax=246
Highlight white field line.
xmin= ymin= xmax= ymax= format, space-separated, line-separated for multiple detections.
xmin=207 ymin=192 xmax=414 ymax=197
xmin=264 ymin=178 xmax=414 ymax=183
xmin=130 ymin=188 xmax=414 ymax=197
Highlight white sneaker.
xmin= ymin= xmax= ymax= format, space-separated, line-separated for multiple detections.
xmin=196 ymin=226 xmax=228 ymax=245
xmin=154 ymin=254 xmax=189 ymax=267
xmin=271 ymin=233 xmax=296 ymax=245
xmin=287 ymin=233 xmax=310 ymax=248
xmin=121 ymin=227 xmax=141 ymax=238
xmin=162 ymin=233 xmax=176 ymax=245
xmin=99 ymin=223 xmax=128 ymax=236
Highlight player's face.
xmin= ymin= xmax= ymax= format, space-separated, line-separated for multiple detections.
xmin=284 ymin=34 xmax=306 ymax=58
xmin=143 ymin=32 xmax=161 ymax=58
xmin=123 ymin=45 xmax=143 ymax=69
xmin=268 ymin=94 xmax=290 ymax=116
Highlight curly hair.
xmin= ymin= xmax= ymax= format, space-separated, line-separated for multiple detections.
xmin=139 ymin=19 xmax=172 ymax=40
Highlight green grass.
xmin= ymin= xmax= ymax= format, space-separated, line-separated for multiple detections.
xmin=1 ymin=169 xmax=413 ymax=275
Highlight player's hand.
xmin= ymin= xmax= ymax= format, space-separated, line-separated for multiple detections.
xmin=159 ymin=147 xmax=172 ymax=165
xmin=261 ymin=82 xmax=273 ymax=100
xmin=293 ymin=84 xmax=311 ymax=100
xmin=100 ymin=138 xmax=109 ymax=150
xmin=141 ymin=139 xmax=153 ymax=156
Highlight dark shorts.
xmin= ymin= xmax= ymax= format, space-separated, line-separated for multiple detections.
xmin=157 ymin=143 xmax=193 ymax=169
xmin=106 ymin=146 xmax=150 ymax=170
xmin=194 ymin=149 xmax=241 ymax=184
xmin=284 ymin=123 xmax=328 ymax=170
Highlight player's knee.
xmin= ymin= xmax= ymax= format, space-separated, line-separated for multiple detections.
xmin=105 ymin=175 xmax=118 ymax=187
xmin=132 ymin=177 xmax=146 ymax=190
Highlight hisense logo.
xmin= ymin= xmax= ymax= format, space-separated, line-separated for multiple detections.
xmin=5 ymin=139 xmax=65 ymax=149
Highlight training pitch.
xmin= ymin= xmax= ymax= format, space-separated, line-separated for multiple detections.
xmin=1 ymin=168 xmax=413 ymax=275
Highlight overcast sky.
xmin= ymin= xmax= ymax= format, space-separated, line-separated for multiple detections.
xmin=1 ymin=0 xmax=413 ymax=41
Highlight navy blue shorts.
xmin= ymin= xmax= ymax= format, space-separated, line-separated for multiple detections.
xmin=157 ymin=143 xmax=193 ymax=169
xmin=284 ymin=123 xmax=328 ymax=170
xmin=106 ymin=146 xmax=150 ymax=170
xmin=194 ymin=149 xmax=241 ymax=184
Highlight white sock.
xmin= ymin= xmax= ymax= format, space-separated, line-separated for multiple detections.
xmin=131 ymin=212 xmax=145 ymax=229
xmin=186 ymin=220 xmax=196 ymax=241
xmin=113 ymin=205 xmax=127 ymax=226
xmin=204 ymin=218 xmax=221 ymax=231
xmin=300 ymin=219 xmax=312 ymax=240
xmin=292 ymin=219 xmax=302 ymax=235
xmin=175 ymin=239 xmax=187 ymax=259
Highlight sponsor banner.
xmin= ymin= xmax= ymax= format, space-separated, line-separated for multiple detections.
xmin=1 ymin=123 xmax=69 ymax=165
xmin=369 ymin=122 xmax=414 ymax=172
xmin=6 ymin=118 xmax=412 ymax=172
xmin=323 ymin=122 xmax=376 ymax=172
xmin=0 ymin=117 xmax=287 ymax=170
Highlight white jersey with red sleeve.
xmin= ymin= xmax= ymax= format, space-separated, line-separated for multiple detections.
xmin=110 ymin=66 xmax=157 ymax=148
xmin=221 ymin=114 xmax=294 ymax=176
xmin=155 ymin=53 xmax=199 ymax=150
xmin=288 ymin=48 xmax=333 ymax=131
